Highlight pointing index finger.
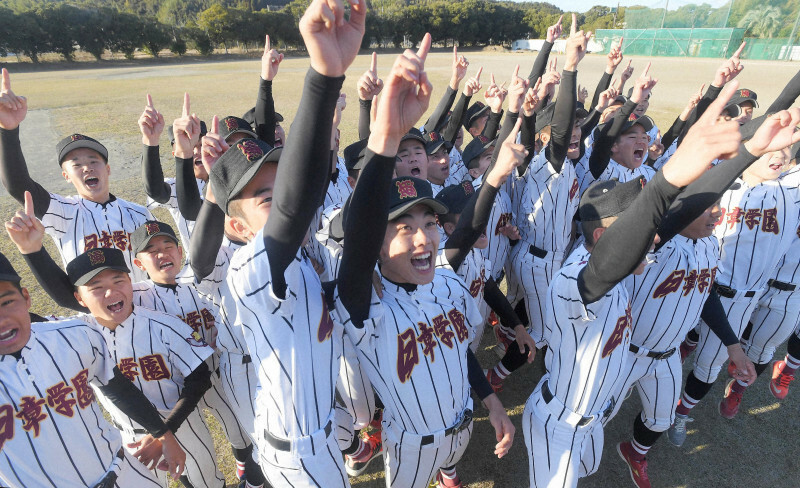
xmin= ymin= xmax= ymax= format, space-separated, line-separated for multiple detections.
xmin=265 ymin=34 xmax=271 ymax=54
xmin=733 ymin=41 xmax=745 ymax=59
xmin=371 ymin=51 xmax=377 ymax=73
xmin=182 ymin=93 xmax=190 ymax=118
xmin=1 ymin=68 xmax=9 ymax=92
xmin=24 ymin=191 xmax=34 ymax=218
xmin=512 ymin=64 xmax=520 ymax=80
xmin=475 ymin=66 xmax=483 ymax=82
xmin=211 ymin=115 xmax=219 ymax=135
xmin=146 ymin=94 xmax=154 ymax=108
xmin=570 ymin=13 xmax=577 ymax=36
xmin=416 ymin=33 xmax=431 ymax=61
xmin=641 ymin=61 xmax=651 ymax=79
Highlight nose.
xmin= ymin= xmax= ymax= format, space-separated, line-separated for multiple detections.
xmin=413 ymin=227 xmax=431 ymax=247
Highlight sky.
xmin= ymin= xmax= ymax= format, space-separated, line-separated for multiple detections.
xmin=537 ymin=0 xmax=731 ymax=14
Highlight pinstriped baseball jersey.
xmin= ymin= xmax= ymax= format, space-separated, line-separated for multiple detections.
xmin=436 ymin=245 xmax=491 ymax=308
xmin=334 ymin=269 xmax=482 ymax=434
xmin=545 ymin=246 xmax=632 ymax=416
xmin=146 ymin=177 xmax=206 ymax=256
xmin=42 ymin=193 xmax=153 ymax=282
xmin=512 ymin=150 xmax=580 ymax=254
xmin=652 ymin=139 xmax=677 ymax=171
xmin=772 ymin=167 xmax=800 ymax=285
xmin=0 ymin=319 xmax=141 ymax=488
xmin=578 ymin=159 xmax=656 ymax=195
xmin=446 ymin=147 xmax=468 ymax=186
xmin=628 ymin=236 xmax=719 ymax=351
xmin=473 ymin=178 xmax=513 ymax=281
xmin=85 ymin=307 xmax=213 ymax=425
xmin=325 ymin=158 xmax=353 ymax=211
xmin=715 ymin=178 xmax=800 ymax=291
xmin=315 ymin=203 xmax=344 ymax=280
xmin=227 ymin=231 xmax=342 ymax=439
xmin=131 ymin=281 xmax=218 ymax=346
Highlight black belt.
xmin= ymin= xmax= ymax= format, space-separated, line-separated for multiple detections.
xmin=713 ymin=282 xmax=756 ymax=299
xmin=243 ymin=354 xmax=252 ymax=364
xmin=629 ymin=344 xmax=676 ymax=360
xmin=529 ymin=245 xmax=548 ymax=259
xmin=264 ymin=420 xmax=333 ymax=452
xmin=768 ymin=279 xmax=796 ymax=292
xmin=541 ymin=381 xmax=614 ymax=427
xmin=420 ymin=409 xmax=473 ymax=445
xmin=92 ymin=449 xmax=125 ymax=488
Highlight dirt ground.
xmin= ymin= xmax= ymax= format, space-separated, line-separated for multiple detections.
xmin=4 ymin=51 xmax=800 ymax=487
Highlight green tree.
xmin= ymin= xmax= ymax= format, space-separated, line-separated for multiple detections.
xmin=75 ymin=7 xmax=113 ymax=60
xmin=197 ymin=4 xmax=234 ymax=51
xmin=737 ymin=6 xmax=784 ymax=38
xmin=106 ymin=10 xmax=144 ymax=59
xmin=0 ymin=7 xmax=16 ymax=57
xmin=142 ymin=19 xmax=171 ymax=56
xmin=13 ymin=10 xmax=48 ymax=63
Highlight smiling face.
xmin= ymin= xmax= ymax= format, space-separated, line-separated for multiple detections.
xmin=133 ymin=235 xmax=183 ymax=284
xmin=681 ymin=201 xmax=723 ymax=240
xmin=611 ymin=124 xmax=649 ymax=169
xmin=567 ymin=119 xmax=582 ymax=159
xmin=0 ymin=282 xmax=32 ymax=355
xmin=634 ymin=93 xmax=650 ymax=117
xmin=380 ymin=204 xmax=440 ymax=285
xmin=61 ymin=148 xmax=111 ymax=202
xmin=228 ymin=162 xmax=278 ymax=242
xmin=745 ymin=148 xmax=791 ymax=184
xmin=427 ymin=146 xmax=450 ymax=185
xmin=395 ymin=140 xmax=428 ymax=180
xmin=75 ymin=269 xmax=134 ymax=329
xmin=274 ymin=123 xmax=285 ymax=147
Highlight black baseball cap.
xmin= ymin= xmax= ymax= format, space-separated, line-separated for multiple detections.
xmin=464 ymin=102 xmax=489 ymax=130
xmin=344 ymin=139 xmax=369 ymax=171
xmin=388 ymin=177 xmax=448 ymax=220
xmin=241 ymin=107 xmax=284 ymax=125
xmin=434 ymin=182 xmax=476 ymax=215
xmin=578 ymin=176 xmax=645 ymax=222
xmin=724 ymin=88 xmax=758 ymax=117
xmin=67 ymin=248 xmax=130 ymax=286
xmin=328 ymin=195 xmax=351 ymax=242
xmin=597 ymin=113 xmax=654 ymax=137
xmin=219 ymin=116 xmax=258 ymax=142
xmin=400 ymin=128 xmax=426 ymax=146
xmin=462 ymin=135 xmax=495 ymax=170
xmin=0 ymin=252 xmax=21 ymax=284
xmin=424 ymin=131 xmax=452 ymax=155
xmin=167 ymin=121 xmax=208 ymax=146
xmin=130 ymin=220 xmax=180 ymax=256
xmin=209 ymin=138 xmax=282 ymax=214
xmin=57 ymin=134 xmax=108 ymax=165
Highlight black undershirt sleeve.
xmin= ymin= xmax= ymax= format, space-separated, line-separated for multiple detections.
xmin=262 ymin=69 xmax=343 ymax=298
xmin=189 ymin=200 xmax=225 ymax=281
xmin=678 ymin=84 xmax=721 ymax=146
xmin=175 ymin=157 xmax=202 ymax=221
xmin=358 ymin=99 xmax=372 ymax=140
xmin=481 ymin=109 xmax=503 ymax=141
xmin=580 ymin=108 xmax=601 ymax=139
xmin=164 ymin=361 xmax=212 ymax=433
xmin=0 ymin=127 xmax=51 ymax=219
xmin=528 ymin=41 xmax=554 ymax=86
xmin=467 ymin=348 xmax=494 ymax=400
xmin=22 ymin=249 xmax=88 ymax=312
xmin=142 ymin=145 xmax=171 ymax=204
xmin=547 ymin=70 xmax=577 ymax=173
xmin=660 ymin=115 xmax=686 ymax=150
xmin=483 ymin=277 xmax=521 ymax=327
xmin=444 ymin=182 xmax=498 ymax=272
xmin=588 ymin=99 xmax=638 ymax=178
xmin=489 ymin=111 xmax=518 ymax=169
xmin=98 ymin=367 xmax=169 ymax=438
xmin=740 ymin=69 xmax=800 ymax=141
xmin=700 ymin=288 xmax=739 ymax=346
xmin=444 ymin=93 xmax=472 ymax=143
xmin=590 ymin=71 xmax=613 ymax=111
xmin=520 ymin=112 xmax=537 ymax=170
xmin=339 ymin=150 xmax=396 ymax=325
xmin=578 ymin=171 xmax=682 ymax=304
xmin=425 ymin=86 xmax=457 ymax=134
xmin=255 ymin=78 xmax=277 ymax=146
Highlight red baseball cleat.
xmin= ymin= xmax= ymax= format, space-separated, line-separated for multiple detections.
xmin=769 ymin=360 xmax=795 ymax=400
xmin=617 ymin=442 xmax=651 ymax=488
xmin=719 ymin=379 xmax=743 ymax=419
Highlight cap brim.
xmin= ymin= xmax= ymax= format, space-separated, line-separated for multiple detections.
xmin=224 ymin=146 xmax=283 ymax=212
xmin=73 ymin=264 xmax=130 ymax=286
xmin=329 ymin=209 xmax=345 ymax=241
xmin=0 ymin=273 xmax=21 ymax=283
xmin=225 ymin=129 xmax=259 ymax=142
xmin=426 ymin=140 xmax=452 ymax=155
xmin=133 ymin=232 xmax=180 ymax=256
xmin=401 ymin=133 xmax=426 ymax=145
xmin=388 ymin=198 xmax=449 ymax=221
xmin=60 ymin=140 xmax=109 ymax=163
xmin=466 ymin=106 xmax=490 ymax=128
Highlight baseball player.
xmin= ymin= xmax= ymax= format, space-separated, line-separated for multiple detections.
xmin=63 ymin=247 xmax=224 ymax=488
xmin=770 ymin=328 xmax=800 ymax=399
xmin=522 ymin=81 xmax=743 ymax=487
xmin=0 ymin=252 xmax=187 ymax=488
xmin=335 ymin=35 xmax=516 ymax=488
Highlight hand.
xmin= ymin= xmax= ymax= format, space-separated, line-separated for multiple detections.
xmin=680 ymin=84 xmax=704 ymax=120
xmin=506 ymin=65 xmax=529 ymax=114
xmin=158 ymin=431 xmax=186 ymax=480
xmin=546 ymin=14 xmax=563 ymax=43
xmin=129 ymin=434 xmax=163 ymax=470
xmin=5 ymin=191 xmax=45 ymax=254
xmin=483 ymin=394 xmax=515 ymax=458
xmin=595 ymin=86 xmax=619 ymax=112
xmin=537 ymin=66 xmax=560 ymax=101
xmin=0 ymin=68 xmax=27 ymax=130
xmin=333 ymin=92 xmax=347 ymax=128
xmin=649 ymin=137 xmax=664 ymax=159
xmin=450 ymin=45 xmax=469 ymax=89
xmin=299 ymin=0 xmax=365 ymax=77
xmin=522 ymin=80 xmax=541 ymax=117
xmin=513 ymin=324 xmax=537 ymax=363
xmin=172 ymin=93 xmax=201 ymax=160
xmin=261 ymin=35 xmax=284 ymax=81
xmin=606 ymin=37 xmax=624 ymax=73
xmin=367 ymin=33 xmax=432 ymax=156
xmin=486 ymin=117 xmax=526 ymax=187
xmin=564 ymin=14 xmax=592 ymax=71
xmin=577 ymin=84 xmax=589 ymax=105
xmin=630 ymin=62 xmax=657 ymax=104
xmin=498 ymin=223 xmax=520 ymax=240
xmin=614 ymin=59 xmax=634 ymax=91
xmin=744 ymin=107 xmax=800 ymax=157
xmin=138 ymin=94 xmax=165 ymax=146
xmin=463 ymin=67 xmax=483 ymax=97
xmin=727 ymin=345 xmax=757 ymax=385
xmin=483 ymin=73 xmax=506 ymax=113
xmin=663 ymin=81 xmax=742 ymax=187
xmin=713 ymin=42 xmax=745 ymax=87
xmin=357 ymin=52 xmax=384 ymax=100
xmin=201 ymin=116 xmax=230 ymax=175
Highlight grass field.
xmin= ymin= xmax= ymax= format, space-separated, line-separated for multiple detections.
xmin=2 ymin=50 xmax=800 ymax=487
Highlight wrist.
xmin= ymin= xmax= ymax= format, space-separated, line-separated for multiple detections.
xmin=605 ymin=66 xmax=614 ymax=75
xmin=142 ymin=136 xmax=158 ymax=147
xmin=367 ymin=131 xmax=401 ymax=157
xmin=18 ymin=243 xmax=43 ymax=255
xmin=482 ymin=393 xmax=503 ymax=412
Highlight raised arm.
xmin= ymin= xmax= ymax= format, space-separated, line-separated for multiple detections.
xmin=590 ymin=37 xmax=623 ymax=109
xmin=171 ymin=93 xmax=205 ymax=221
xmin=357 ymin=52 xmax=384 ymax=139
xmin=528 ymin=15 xmax=561 ymax=85
xmin=424 ymin=47 xmax=466 ymax=132
xmin=255 ymin=35 xmax=283 ymax=146
xmin=139 ymin=94 xmax=170 ymax=204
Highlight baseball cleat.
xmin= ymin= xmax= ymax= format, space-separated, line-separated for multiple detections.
xmin=486 ymin=368 xmax=504 ymax=393
xmin=719 ymin=379 xmax=743 ymax=419
xmin=726 ymin=360 xmax=737 ymax=378
xmin=617 ymin=442 xmax=651 ymax=488
xmin=666 ymin=413 xmax=693 ymax=447
xmin=434 ymin=471 xmax=463 ymax=488
xmin=679 ymin=340 xmax=697 ymax=365
xmin=769 ymin=360 xmax=795 ymax=400
xmin=345 ymin=431 xmax=382 ymax=477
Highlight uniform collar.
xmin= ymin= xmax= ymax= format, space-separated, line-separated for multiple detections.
xmin=82 ymin=193 xmax=118 ymax=209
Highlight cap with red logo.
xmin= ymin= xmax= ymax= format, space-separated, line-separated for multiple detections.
xmin=219 ymin=116 xmax=258 ymax=143
xmin=462 ymin=135 xmax=496 ymax=170
xmin=67 ymin=247 xmax=130 ymax=286
xmin=209 ymin=138 xmax=282 ymax=214
xmin=388 ymin=177 xmax=448 ymax=220
xmin=130 ymin=220 xmax=180 ymax=255
xmin=424 ymin=131 xmax=453 ymax=155
xmin=56 ymin=134 xmax=109 ymax=166
xmin=434 ymin=182 xmax=476 ymax=215
xmin=724 ymin=88 xmax=758 ymax=117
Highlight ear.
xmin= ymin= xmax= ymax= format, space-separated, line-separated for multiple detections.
xmin=468 ymin=127 xmax=480 ymax=138
xmin=105 ymin=163 xmax=111 ymax=176
xmin=177 ymin=245 xmax=184 ymax=263
xmin=468 ymin=168 xmax=480 ymax=180
xmin=443 ymin=221 xmax=456 ymax=236
xmin=132 ymin=257 xmax=147 ymax=271
xmin=539 ymin=132 xmax=550 ymax=145
xmin=230 ymin=216 xmax=253 ymax=241
xmin=592 ymin=226 xmax=607 ymax=245
xmin=62 ymin=169 xmax=70 ymax=181
xmin=74 ymin=290 xmax=87 ymax=308
xmin=21 ymin=287 xmax=31 ymax=309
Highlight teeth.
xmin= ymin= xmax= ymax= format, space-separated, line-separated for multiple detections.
xmin=415 ymin=252 xmax=430 ymax=259
xmin=0 ymin=329 xmax=17 ymax=341
xmin=108 ymin=301 xmax=123 ymax=312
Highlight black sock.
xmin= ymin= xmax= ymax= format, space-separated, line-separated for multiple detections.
xmin=684 ymin=371 xmax=714 ymax=401
xmin=632 ymin=412 xmax=663 ymax=448
xmin=686 ymin=328 xmax=700 ymax=343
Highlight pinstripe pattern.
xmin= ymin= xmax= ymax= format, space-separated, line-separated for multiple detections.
xmin=578 ymin=159 xmax=656 ymax=196
xmin=436 ymin=246 xmax=490 ymax=350
xmin=445 ymin=147 xmax=467 ymax=187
